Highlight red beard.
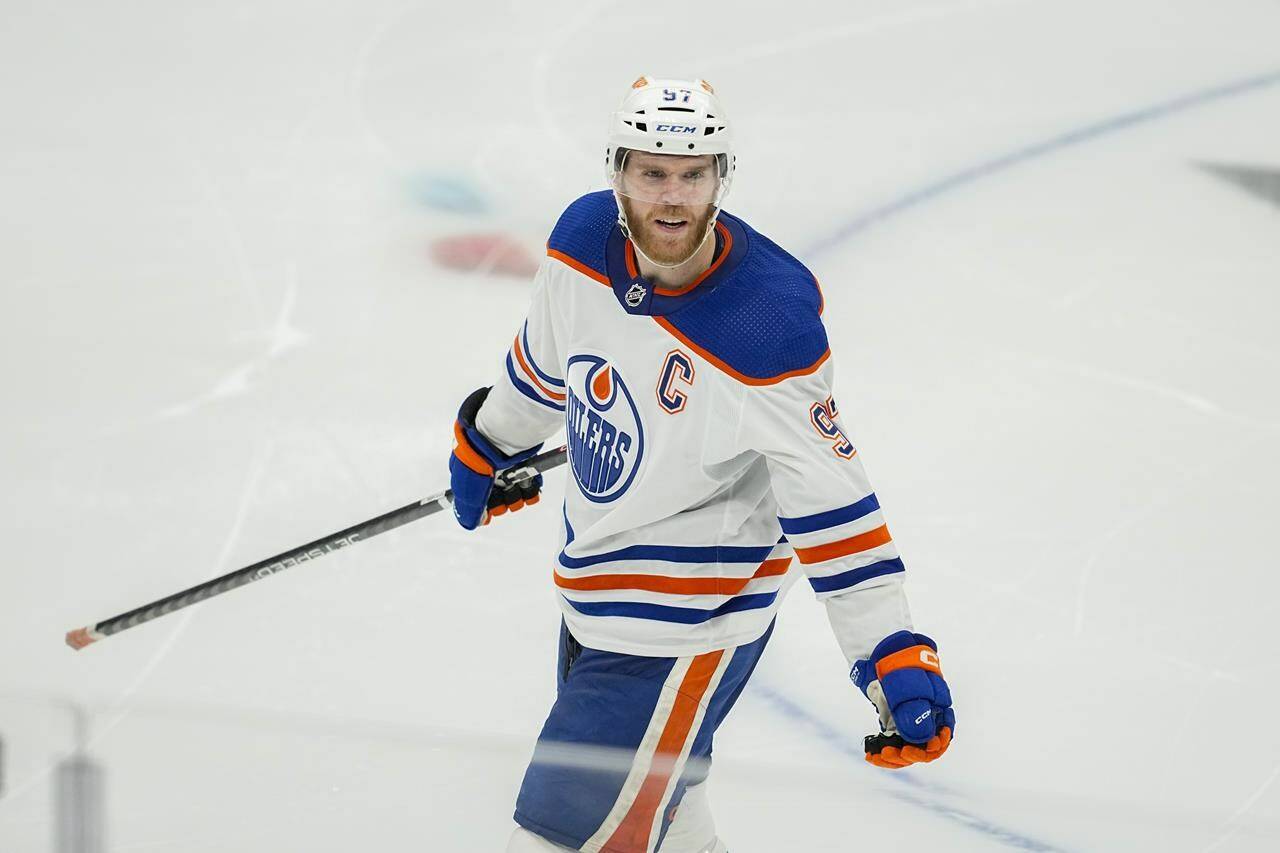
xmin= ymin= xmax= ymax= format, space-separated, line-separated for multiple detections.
xmin=619 ymin=196 xmax=716 ymax=266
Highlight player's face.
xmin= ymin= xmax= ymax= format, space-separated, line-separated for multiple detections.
xmin=615 ymin=152 xmax=719 ymax=266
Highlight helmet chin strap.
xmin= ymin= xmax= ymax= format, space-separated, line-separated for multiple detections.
xmin=614 ymin=191 xmax=722 ymax=271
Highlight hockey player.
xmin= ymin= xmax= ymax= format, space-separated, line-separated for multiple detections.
xmin=447 ymin=77 xmax=955 ymax=853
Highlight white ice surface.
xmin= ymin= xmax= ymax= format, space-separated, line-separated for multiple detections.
xmin=2 ymin=1 xmax=1280 ymax=851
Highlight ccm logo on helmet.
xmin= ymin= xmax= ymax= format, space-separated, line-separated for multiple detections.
xmin=654 ymin=124 xmax=697 ymax=134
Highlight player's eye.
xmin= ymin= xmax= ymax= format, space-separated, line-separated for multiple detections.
xmin=683 ymin=170 xmax=706 ymax=181
xmin=642 ymin=169 xmax=667 ymax=179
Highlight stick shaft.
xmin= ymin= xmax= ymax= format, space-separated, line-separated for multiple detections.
xmin=67 ymin=446 xmax=567 ymax=648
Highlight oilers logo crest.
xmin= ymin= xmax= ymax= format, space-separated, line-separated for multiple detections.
xmin=564 ymin=354 xmax=645 ymax=503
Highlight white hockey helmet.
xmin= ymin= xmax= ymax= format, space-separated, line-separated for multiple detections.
xmin=607 ymin=76 xmax=734 ymax=180
xmin=606 ymin=76 xmax=735 ymax=266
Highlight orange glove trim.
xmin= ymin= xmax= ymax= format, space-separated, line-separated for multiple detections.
xmin=875 ymin=644 xmax=943 ymax=680
xmin=865 ymin=727 xmax=952 ymax=770
xmin=867 ymin=749 xmax=910 ymax=769
xmin=452 ymin=422 xmax=495 ymax=476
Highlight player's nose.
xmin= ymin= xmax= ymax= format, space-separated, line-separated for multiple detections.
xmin=656 ymin=182 xmax=684 ymax=205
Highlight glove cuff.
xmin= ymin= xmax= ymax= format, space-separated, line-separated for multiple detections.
xmin=849 ymin=659 xmax=875 ymax=696
xmin=454 ymin=387 xmax=541 ymax=474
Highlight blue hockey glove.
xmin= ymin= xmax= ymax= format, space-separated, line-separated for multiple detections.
xmin=449 ymin=387 xmax=543 ymax=530
xmin=851 ymin=630 xmax=955 ymax=769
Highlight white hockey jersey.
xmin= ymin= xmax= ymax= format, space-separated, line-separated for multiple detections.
xmin=476 ymin=191 xmax=912 ymax=659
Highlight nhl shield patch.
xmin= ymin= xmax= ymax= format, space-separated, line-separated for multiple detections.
xmin=625 ymin=280 xmax=647 ymax=308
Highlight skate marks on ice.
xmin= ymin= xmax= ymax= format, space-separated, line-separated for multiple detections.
xmin=1 ymin=440 xmax=276 ymax=810
xmin=1202 ymin=763 xmax=1280 ymax=853
xmin=153 ymin=273 xmax=305 ymax=422
xmin=690 ymin=0 xmax=1030 ymax=75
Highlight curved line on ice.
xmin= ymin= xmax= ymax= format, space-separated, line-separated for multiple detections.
xmin=802 ymin=67 xmax=1280 ymax=259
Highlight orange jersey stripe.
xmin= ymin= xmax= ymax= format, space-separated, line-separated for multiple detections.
xmin=794 ymin=524 xmax=892 ymax=565
xmin=653 ymin=221 xmax=733 ymax=296
xmin=547 ymin=247 xmax=610 ymax=286
xmin=621 ymin=221 xmax=733 ymax=297
xmin=625 ymin=237 xmax=639 ymax=278
xmin=550 ymin=235 xmax=828 ymax=387
xmin=653 ymin=316 xmax=830 ymax=387
xmin=511 ymin=333 xmax=566 ymax=402
xmin=605 ymin=650 xmax=724 ymax=852
xmin=554 ymin=557 xmax=791 ymax=596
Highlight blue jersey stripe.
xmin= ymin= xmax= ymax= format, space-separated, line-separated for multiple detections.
xmin=521 ymin=322 xmax=564 ymax=388
xmin=506 ymin=352 xmax=565 ymax=411
xmin=778 ymin=494 xmax=880 ymax=536
xmin=807 ymin=558 xmax=905 ymax=594
xmin=561 ymin=590 xmax=779 ymax=624
xmin=559 ymin=542 xmax=777 ymax=570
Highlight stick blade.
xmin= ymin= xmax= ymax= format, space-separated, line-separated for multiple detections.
xmin=65 ymin=626 xmax=102 ymax=651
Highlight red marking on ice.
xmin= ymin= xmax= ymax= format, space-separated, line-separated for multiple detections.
xmin=430 ymin=234 xmax=539 ymax=278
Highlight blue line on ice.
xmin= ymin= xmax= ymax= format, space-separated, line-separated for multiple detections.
xmin=802 ymin=67 xmax=1280 ymax=259
xmin=755 ymin=686 xmax=1065 ymax=851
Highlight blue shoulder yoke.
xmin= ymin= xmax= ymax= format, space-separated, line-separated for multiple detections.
xmin=546 ymin=191 xmax=829 ymax=384
xmin=662 ymin=213 xmax=827 ymax=382
xmin=546 ymin=191 xmax=616 ymax=279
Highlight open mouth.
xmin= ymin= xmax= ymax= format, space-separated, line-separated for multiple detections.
xmin=653 ymin=218 xmax=688 ymax=233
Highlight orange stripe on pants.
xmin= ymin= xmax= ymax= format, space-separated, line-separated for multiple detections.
xmin=603 ymin=650 xmax=725 ymax=852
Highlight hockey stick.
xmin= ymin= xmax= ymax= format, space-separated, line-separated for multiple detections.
xmin=65 ymin=445 xmax=568 ymax=651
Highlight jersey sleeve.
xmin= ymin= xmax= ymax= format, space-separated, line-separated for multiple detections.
xmin=741 ymin=340 xmax=913 ymax=663
xmin=474 ymin=258 xmax=566 ymax=455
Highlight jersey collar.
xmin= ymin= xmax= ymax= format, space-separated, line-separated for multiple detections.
xmin=605 ymin=215 xmax=747 ymax=316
